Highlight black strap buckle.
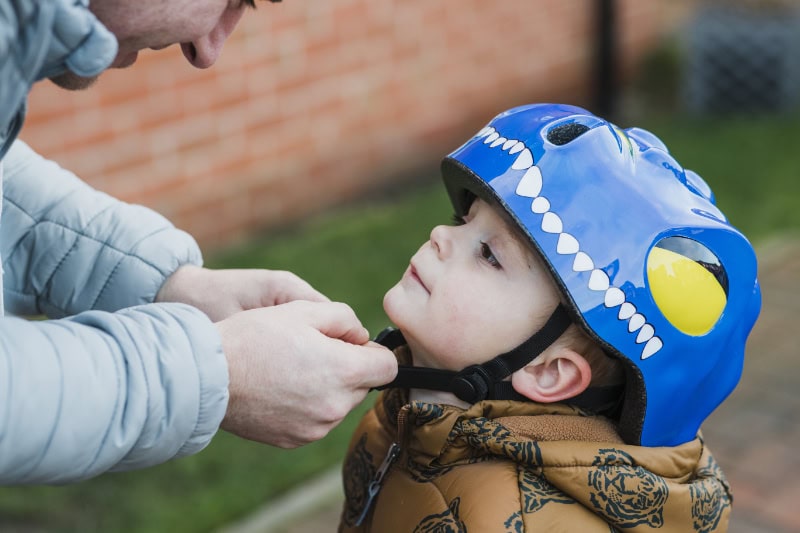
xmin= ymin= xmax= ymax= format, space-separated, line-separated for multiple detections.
xmin=374 ymin=327 xmax=406 ymax=350
xmin=451 ymin=365 xmax=493 ymax=403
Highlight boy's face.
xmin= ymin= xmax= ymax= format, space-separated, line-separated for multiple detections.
xmin=384 ymin=198 xmax=561 ymax=370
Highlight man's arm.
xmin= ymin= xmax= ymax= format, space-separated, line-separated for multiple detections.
xmin=0 ymin=140 xmax=397 ymax=462
xmin=0 ymin=302 xmax=228 ymax=485
xmin=1 ymin=139 xmax=202 ymax=317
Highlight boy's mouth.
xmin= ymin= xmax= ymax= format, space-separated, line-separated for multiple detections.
xmin=409 ymin=263 xmax=430 ymax=293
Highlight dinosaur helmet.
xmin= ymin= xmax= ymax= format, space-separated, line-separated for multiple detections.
xmin=440 ymin=103 xmax=761 ymax=446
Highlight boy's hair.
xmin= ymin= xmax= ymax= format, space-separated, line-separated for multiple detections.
xmin=556 ymin=325 xmax=624 ymax=387
xmin=510 ymin=223 xmax=624 ymax=389
xmin=507 ymin=217 xmax=625 ymax=389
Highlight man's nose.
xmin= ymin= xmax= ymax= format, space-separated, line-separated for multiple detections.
xmin=182 ymin=7 xmax=246 ymax=68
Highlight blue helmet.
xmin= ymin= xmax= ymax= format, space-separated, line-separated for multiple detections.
xmin=441 ymin=103 xmax=761 ymax=446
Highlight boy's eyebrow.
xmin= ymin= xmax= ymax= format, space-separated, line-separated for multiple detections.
xmin=496 ymin=233 xmax=534 ymax=269
xmin=496 ymin=215 xmax=541 ymax=269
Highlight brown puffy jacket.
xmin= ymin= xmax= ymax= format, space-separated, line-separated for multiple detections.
xmin=340 ymin=374 xmax=732 ymax=532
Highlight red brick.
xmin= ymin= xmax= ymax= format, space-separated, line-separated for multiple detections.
xmin=17 ymin=0 xmax=682 ymax=251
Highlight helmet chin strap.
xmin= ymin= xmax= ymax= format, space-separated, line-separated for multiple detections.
xmin=374 ymin=304 xmax=624 ymax=415
xmin=376 ymin=305 xmax=571 ymax=403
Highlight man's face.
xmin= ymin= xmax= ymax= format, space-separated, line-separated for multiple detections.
xmin=383 ymin=198 xmax=561 ymax=370
xmin=53 ymin=0 xmax=251 ymax=89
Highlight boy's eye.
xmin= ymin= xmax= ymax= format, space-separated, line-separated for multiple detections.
xmin=647 ymin=236 xmax=727 ymax=335
xmin=480 ymin=242 xmax=501 ymax=269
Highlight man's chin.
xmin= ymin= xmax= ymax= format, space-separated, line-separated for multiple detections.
xmin=48 ymin=51 xmax=137 ymax=91
xmin=111 ymin=50 xmax=139 ymax=69
xmin=49 ymin=71 xmax=99 ymax=91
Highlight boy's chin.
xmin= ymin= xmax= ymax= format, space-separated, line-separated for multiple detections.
xmin=382 ymin=285 xmax=406 ymax=324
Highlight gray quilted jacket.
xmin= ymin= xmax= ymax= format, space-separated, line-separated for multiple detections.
xmin=0 ymin=0 xmax=229 ymax=484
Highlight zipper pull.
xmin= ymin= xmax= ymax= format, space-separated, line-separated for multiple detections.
xmin=354 ymin=442 xmax=401 ymax=526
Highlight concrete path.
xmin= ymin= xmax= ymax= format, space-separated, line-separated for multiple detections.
xmin=222 ymin=236 xmax=800 ymax=533
xmin=702 ymin=237 xmax=800 ymax=533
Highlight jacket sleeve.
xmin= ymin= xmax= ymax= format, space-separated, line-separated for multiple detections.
xmin=0 ymin=140 xmax=229 ymax=484
xmin=0 ymin=139 xmax=202 ymax=317
xmin=0 ymin=302 xmax=229 ymax=485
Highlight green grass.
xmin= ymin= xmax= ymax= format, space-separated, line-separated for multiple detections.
xmin=0 ymin=184 xmax=453 ymax=533
xmin=1 ymin=112 xmax=798 ymax=531
xmin=635 ymin=113 xmax=800 ymax=242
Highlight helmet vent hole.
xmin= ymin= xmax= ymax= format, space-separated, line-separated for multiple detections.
xmin=547 ymin=123 xmax=590 ymax=146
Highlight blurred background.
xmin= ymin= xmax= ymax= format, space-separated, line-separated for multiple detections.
xmin=18 ymin=0 xmax=685 ymax=250
xmin=3 ymin=0 xmax=800 ymax=531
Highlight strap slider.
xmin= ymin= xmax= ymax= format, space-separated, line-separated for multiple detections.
xmin=451 ymin=365 xmax=492 ymax=403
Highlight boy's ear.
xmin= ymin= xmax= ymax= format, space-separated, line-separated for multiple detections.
xmin=510 ymin=347 xmax=592 ymax=403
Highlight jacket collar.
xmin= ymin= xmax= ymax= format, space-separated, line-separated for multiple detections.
xmin=377 ymin=345 xmax=706 ymax=482
xmin=1 ymin=0 xmax=117 ymax=159
xmin=34 ymin=0 xmax=118 ymax=81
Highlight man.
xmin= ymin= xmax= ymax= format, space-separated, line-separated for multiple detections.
xmin=0 ymin=0 xmax=397 ymax=484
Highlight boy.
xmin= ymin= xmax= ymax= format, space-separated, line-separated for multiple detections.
xmin=339 ymin=103 xmax=760 ymax=532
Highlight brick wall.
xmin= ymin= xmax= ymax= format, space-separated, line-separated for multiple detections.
xmin=19 ymin=0 xmax=684 ymax=252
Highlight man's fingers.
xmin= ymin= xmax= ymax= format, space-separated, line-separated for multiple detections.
xmin=280 ymin=280 xmax=330 ymax=304
xmin=292 ymin=301 xmax=370 ymax=344
xmin=268 ymin=271 xmax=330 ymax=305
xmin=250 ymin=300 xmax=399 ymax=388
xmin=218 ymin=301 xmax=399 ymax=448
xmin=345 ymin=343 xmax=399 ymax=389
xmin=288 ymin=301 xmax=398 ymax=387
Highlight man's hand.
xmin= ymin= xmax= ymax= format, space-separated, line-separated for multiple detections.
xmin=215 ymin=300 xmax=398 ymax=448
xmin=156 ymin=265 xmax=328 ymax=321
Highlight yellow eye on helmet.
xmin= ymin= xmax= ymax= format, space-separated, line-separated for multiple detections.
xmin=647 ymin=237 xmax=728 ymax=336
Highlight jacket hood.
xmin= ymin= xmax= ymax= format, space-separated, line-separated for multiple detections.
xmin=1 ymin=0 xmax=117 ymax=158
xmin=342 ymin=344 xmax=732 ymax=532
xmin=382 ymin=386 xmax=729 ymax=531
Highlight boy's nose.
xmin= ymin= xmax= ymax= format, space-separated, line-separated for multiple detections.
xmin=430 ymin=225 xmax=452 ymax=259
xmin=182 ymin=6 xmax=246 ymax=68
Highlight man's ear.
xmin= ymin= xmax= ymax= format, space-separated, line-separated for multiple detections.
xmin=510 ymin=347 xmax=592 ymax=403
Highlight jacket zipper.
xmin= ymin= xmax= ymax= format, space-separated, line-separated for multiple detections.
xmin=354 ymin=407 xmax=409 ymax=526
xmin=354 ymin=442 xmax=400 ymax=526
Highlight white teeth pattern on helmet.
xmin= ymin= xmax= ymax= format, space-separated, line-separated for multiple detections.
xmin=557 ymin=233 xmax=579 ymax=254
xmin=588 ymin=269 xmax=610 ymax=291
xmin=516 ymin=166 xmax=543 ymax=197
xmin=471 ymin=125 xmax=663 ymax=360
xmin=604 ymin=287 xmax=625 ymax=307
xmin=636 ymin=324 xmax=655 ymax=344
xmin=573 ymin=252 xmax=594 ymax=271
xmin=642 ymin=337 xmax=663 ymax=359
xmin=512 ymin=149 xmax=534 ymax=170
xmin=491 ymin=137 xmax=507 ymax=148
xmin=618 ymin=302 xmax=636 ymax=320
xmin=628 ymin=313 xmax=646 ymax=333
xmin=541 ymin=212 xmax=563 ymax=234
xmin=531 ymin=197 xmax=550 ymax=214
